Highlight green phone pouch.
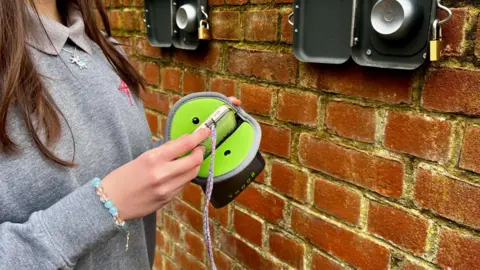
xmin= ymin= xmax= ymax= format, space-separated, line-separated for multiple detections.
xmin=163 ymin=92 xmax=265 ymax=208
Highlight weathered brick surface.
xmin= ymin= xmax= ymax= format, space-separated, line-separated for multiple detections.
xmin=292 ymin=207 xmax=390 ymax=270
xmin=299 ymin=134 xmax=404 ymax=198
xmin=314 ymin=177 xmax=361 ymax=225
xmin=437 ymin=228 xmax=480 ymax=270
xmin=384 ymin=112 xmax=452 ymax=163
xmin=271 ymin=161 xmax=308 ymax=202
xmin=367 ymin=202 xmax=429 ymax=255
xmin=234 ymin=209 xmax=263 ymax=247
xmin=459 ymin=125 xmax=480 ymax=174
xmin=326 ymin=102 xmax=376 ymax=143
xmin=108 ymin=2 xmax=479 ymax=269
xmin=415 ymin=168 xmax=480 ymax=230
xmin=268 ymin=231 xmax=304 ymax=269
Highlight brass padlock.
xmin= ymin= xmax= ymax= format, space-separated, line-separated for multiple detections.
xmin=198 ymin=20 xmax=211 ymax=40
xmin=429 ymin=19 xmax=442 ymax=62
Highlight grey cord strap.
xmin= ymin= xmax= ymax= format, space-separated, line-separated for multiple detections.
xmin=203 ymin=124 xmax=217 ymax=270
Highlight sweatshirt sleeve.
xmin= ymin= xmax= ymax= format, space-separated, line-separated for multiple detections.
xmin=0 ymin=180 xmax=120 ymax=269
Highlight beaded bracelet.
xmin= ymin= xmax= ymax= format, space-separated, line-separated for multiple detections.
xmin=91 ymin=177 xmax=130 ymax=251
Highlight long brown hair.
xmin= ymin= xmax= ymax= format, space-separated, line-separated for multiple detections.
xmin=0 ymin=0 xmax=146 ymax=167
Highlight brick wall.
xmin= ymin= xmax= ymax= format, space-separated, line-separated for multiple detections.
xmin=105 ymin=0 xmax=480 ymax=269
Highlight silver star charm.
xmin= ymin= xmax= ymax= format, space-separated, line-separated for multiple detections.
xmin=69 ymin=55 xmax=88 ymax=70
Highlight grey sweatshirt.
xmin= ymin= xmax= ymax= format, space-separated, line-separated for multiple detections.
xmin=0 ymin=4 xmax=159 ymax=269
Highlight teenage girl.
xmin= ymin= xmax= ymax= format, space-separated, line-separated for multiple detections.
xmin=0 ymin=1 xmax=240 ymax=269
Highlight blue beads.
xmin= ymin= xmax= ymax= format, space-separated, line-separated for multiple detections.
xmin=121 ymin=222 xmax=129 ymax=231
xmin=104 ymin=200 xmax=113 ymax=209
xmin=109 ymin=207 xmax=118 ymax=215
xmin=91 ymin=177 xmax=101 ymax=187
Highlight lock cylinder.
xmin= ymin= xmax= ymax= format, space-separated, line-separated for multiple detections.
xmin=176 ymin=3 xmax=197 ymax=32
xmin=370 ymin=0 xmax=421 ymax=41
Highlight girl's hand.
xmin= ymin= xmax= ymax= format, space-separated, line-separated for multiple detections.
xmin=101 ymin=128 xmax=211 ymax=221
xmin=102 ymin=96 xmax=241 ymax=221
xmin=228 ymin=96 xmax=241 ymax=106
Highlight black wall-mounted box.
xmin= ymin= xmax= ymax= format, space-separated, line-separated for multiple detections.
xmin=291 ymin=0 xmax=440 ymax=70
xmin=144 ymin=0 xmax=208 ymax=50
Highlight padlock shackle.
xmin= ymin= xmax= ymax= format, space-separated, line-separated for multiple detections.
xmin=436 ymin=0 xmax=452 ymax=26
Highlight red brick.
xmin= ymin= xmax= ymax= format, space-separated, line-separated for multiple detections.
xmin=184 ymin=230 xmax=205 ymax=261
xmin=269 ymin=231 xmax=304 ymax=269
xmin=441 ymin=8 xmax=468 ymax=56
xmin=165 ymin=259 xmax=180 ymax=270
xmin=460 ymin=126 xmax=480 ymax=174
xmin=300 ymin=62 xmax=412 ymax=104
xmin=172 ymin=199 xmax=203 ymax=233
xmin=161 ymin=68 xmax=181 ymax=91
xmin=384 ymin=112 xmax=452 ymax=163
xmin=156 ymin=230 xmax=170 ymax=254
xmin=210 ymin=77 xmax=236 ymax=97
xmin=299 ymin=134 xmax=404 ymax=198
xmin=160 ymin=116 xmax=167 ymax=136
xmin=209 ymin=0 xmax=224 ymax=5
xmin=183 ymin=71 xmax=206 ymax=94
xmin=153 ymin=250 xmax=163 ymax=269
xmin=144 ymin=62 xmax=160 ymax=85
xmin=142 ymin=90 xmax=169 ymax=114
xmin=108 ymin=10 xmax=122 ymax=30
xmin=326 ymin=102 xmax=375 ymax=143
xmin=164 ymin=214 xmax=181 ymax=241
xmin=211 ymin=11 xmax=242 ymax=40
xmin=314 ymin=177 xmax=361 ymax=225
xmin=218 ymin=229 xmax=278 ymax=270
xmin=122 ymin=10 xmax=140 ymax=31
xmin=235 ymin=184 xmax=286 ymax=224
xmin=213 ymin=250 xmax=234 ymax=270
xmin=311 ymin=251 xmax=343 ymax=270
xmin=367 ymin=202 xmax=428 ymax=255
xmin=208 ymin=203 xmax=229 ymax=227
xmin=255 ymin=170 xmax=266 ymax=183
xmin=244 ymin=10 xmax=278 ymax=42
xmin=422 ymin=68 xmax=480 ymax=116
xmin=251 ymin=0 xmax=272 ymax=3
xmin=174 ymin=245 xmax=206 ymax=270
xmin=227 ymin=47 xmax=298 ymax=84
xmin=226 ymin=0 xmax=248 ymax=4
xmin=414 ymin=168 xmax=480 ymax=230
xmin=239 ymin=84 xmax=273 ymax=116
xmin=173 ymin=43 xmax=221 ymax=71
xmin=113 ymin=36 xmax=132 ymax=56
xmin=134 ymin=36 xmax=168 ymax=58
xmin=234 ymin=209 xmax=263 ymax=246
xmin=401 ymin=259 xmax=427 ymax=270
xmin=271 ymin=161 xmax=308 ymax=202
xmin=281 ymin=9 xmax=293 ymax=44
xmin=277 ymin=91 xmax=318 ymax=126
xmin=292 ymin=208 xmax=390 ymax=270
xmin=145 ymin=111 xmax=159 ymax=134
xmin=437 ymin=228 xmax=480 ymax=270
xmin=259 ymin=123 xmax=291 ymax=158
xmin=181 ymin=183 xmax=203 ymax=210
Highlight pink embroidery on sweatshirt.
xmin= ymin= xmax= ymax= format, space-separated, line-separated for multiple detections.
xmin=118 ymin=80 xmax=133 ymax=105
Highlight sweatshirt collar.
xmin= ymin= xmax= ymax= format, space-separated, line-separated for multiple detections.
xmin=26 ymin=4 xmax=92 ymax=56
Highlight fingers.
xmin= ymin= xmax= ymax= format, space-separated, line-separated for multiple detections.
xmin=165 ymin=165 xmax=202 ymax=192
xmin=228 ymin=96 xmax=241 ymax=106
xmin=155 ymin=145 xmax=205 ymax=181
xmin=154 ymin=128 xmax=211 ymax=161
